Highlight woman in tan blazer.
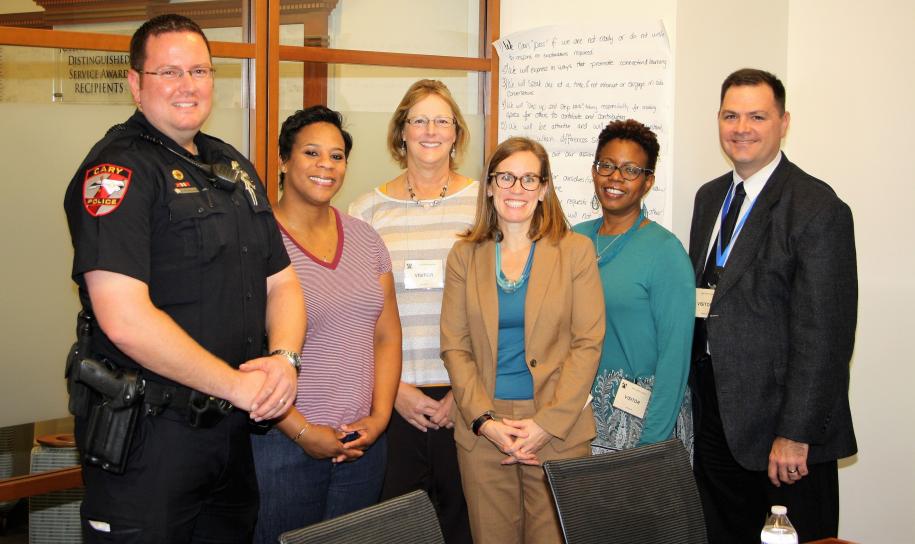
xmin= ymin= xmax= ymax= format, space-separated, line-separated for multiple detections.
xmin=440 ymin=137 xmax=605 ymax=544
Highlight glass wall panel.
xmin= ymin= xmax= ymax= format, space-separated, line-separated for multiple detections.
xmin=280 ymin=0 xmax=482 ymax=58
xmin=0 ymin=45 xmax=247 ymax=430
xmin=278 ymin=62 xmax=485 ymax=211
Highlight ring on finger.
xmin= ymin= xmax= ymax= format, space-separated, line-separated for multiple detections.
xmin=787 ymin=468 xmax=798 ymax=474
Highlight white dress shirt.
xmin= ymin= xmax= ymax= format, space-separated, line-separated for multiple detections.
xmin=703 ymin=151 xmax=783 ymax=268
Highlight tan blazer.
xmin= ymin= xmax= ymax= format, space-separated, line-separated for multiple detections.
xmin=441 ymin=232 xmax=605 ymax=453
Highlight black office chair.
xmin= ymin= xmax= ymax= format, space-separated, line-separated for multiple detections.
xmin=543 ymin=438 xmax=707 ymax=544
xmin=278 ymin=489 xmax=445 ymax=544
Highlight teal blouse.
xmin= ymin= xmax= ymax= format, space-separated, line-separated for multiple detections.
xmin=572 ymin=219 xmax=695 ymax=445
xmin=494 ymin=244 xmax=536 ymax=400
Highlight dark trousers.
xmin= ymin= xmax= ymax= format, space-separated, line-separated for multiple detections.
xmin=78 ymin=409 xmax=258 ymax=544
xmin=381 ymin=386 xmax=473 ymax=544
xmin=693 ymin=356 xmax=839 ymax=544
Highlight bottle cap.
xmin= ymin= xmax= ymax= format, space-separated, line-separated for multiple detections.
xmin=771 ymin=505 xmax=787 ymax=515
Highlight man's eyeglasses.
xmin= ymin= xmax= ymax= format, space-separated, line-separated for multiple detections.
xmin=593 ymin=160 xmax=653 ymax=181
xmin=405 ymin=117 xmax=457 ymax=129
xmin=140 ymin=66 xmax=216 ymax=80
xmin=489 ymin=172 xmax=543 ymax=191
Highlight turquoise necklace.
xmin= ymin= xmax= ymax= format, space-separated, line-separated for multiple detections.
xmin=496 ymin=241 xmax=536 ymax=293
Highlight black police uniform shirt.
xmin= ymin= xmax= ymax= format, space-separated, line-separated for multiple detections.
xmin=64 ymin=111 xmax=290 ymax=388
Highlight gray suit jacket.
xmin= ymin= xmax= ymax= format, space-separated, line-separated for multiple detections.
xmin=689 ymin=154 xmax=858 ymax=470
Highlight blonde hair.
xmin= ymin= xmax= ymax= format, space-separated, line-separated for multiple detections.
xmin=387 ymin=79 xmax=469 ymax=169
xmin=462 ymin=137 xmax=569 ymax=244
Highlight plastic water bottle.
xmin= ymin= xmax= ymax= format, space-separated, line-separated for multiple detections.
xmin=760 ymin=505 xmax=798 ymax=544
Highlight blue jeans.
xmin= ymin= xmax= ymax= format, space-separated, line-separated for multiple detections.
xmin=250 ymin=428 xmax=387 ymax=544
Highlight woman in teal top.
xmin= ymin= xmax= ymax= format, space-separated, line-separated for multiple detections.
xmin=572 ymin=119 xmax=695 ymax=455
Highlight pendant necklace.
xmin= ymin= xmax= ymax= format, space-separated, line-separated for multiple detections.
xmin=595 ymin=233 xmax=623 ymax=261
xmin=406 ymin=172 xmax=450 ymax=208
xmin=592 ymin=206 xmax=645 ymax=265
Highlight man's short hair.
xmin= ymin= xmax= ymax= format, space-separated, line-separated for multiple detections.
xmin=720 ymin=68 xmax=786 ymax=114
xmin=130 ymin=14 xmax=211 ymax=72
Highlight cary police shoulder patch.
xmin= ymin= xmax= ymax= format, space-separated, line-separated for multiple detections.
xmin=83 ymin=163 xmax=132 ymax=217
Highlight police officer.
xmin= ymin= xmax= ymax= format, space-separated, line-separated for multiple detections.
xmin=63 ymin=14 xmax=306 ymax=543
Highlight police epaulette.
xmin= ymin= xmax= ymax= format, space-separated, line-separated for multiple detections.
xmin=104 ymin=123 xmax=128 ymax=136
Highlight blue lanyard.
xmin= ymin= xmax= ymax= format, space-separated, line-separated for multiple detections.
xmin=714 ymin=184 xmax=756 ymax=268
xmin=590 ymin=206 xmax=644 ymax=266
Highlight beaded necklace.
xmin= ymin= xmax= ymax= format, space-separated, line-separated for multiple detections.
xmin=495 ymin=241 xmax=536 ymax=293
xmin=406 ymin=172 xmax=450 ymax=208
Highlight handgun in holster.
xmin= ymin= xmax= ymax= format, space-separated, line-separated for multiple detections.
xmin=65 ymin=312 xmax=144 ymax=474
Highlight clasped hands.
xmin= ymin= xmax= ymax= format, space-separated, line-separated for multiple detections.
xmin=394 ymin=383 xmax=454 ymax=432
xmin=299 ymin=414 xmax=386 ymax=464
xmin=231 ymin=353 xmax=298 ymax=421
xmin=480 ymin=417 xmax=552 ymax=466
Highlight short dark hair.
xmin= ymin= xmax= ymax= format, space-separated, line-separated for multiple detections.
xmin=594 ymin=119 xmax=660 ymax=172
xmin=278 ymin=105 xmax=353 ymax=188
xmin=130 ymin=14 xmax=211 ymax=72
xmin=720 ymin=68 xmax=786 ymax=114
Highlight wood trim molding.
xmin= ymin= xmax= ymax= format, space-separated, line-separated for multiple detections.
xmin=0 ymin=25 xmax=130 ymax=51
xmin=0 ymin=26 xmax=254 ymax=59
xmin=278 ymin=46 xmax=491 ymax=72
xmin=1 ymin=0 xmax=337 ymax=29
xmin=0 ymin=11 xmax=49 ymax=29
xmin=485 ymin=0 xmax=500 ymax=158
xmin=0 ymin=466 xmax=83 ymax=502
xmin=265 ymin=0 xmax=281 ymax=203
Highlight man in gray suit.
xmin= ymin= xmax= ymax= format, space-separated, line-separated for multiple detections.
xmin=689 ymin=68 xmax=857 ymax=543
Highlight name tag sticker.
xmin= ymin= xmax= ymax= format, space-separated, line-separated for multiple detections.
xmin=696 ymin=288 xmax=715 ymax=318
xmin=612 ymin=379 xmax=650 ymax=419
xmin=404 ymin=259 xmax=444 ymax=290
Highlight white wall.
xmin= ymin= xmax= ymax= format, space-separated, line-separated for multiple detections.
xmin=671 ymin=0 xmax=788 ymax=239
xmin=500 ymin=0 xmax=911 ymax=540
xmin=785 ymin=1 xmax=915 ymax=541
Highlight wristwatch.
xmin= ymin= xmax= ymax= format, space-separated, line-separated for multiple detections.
xmin=269 ymin=349 xmax=301 ymax=372
xmin=471 ymin=411 xmax=495 ymax=436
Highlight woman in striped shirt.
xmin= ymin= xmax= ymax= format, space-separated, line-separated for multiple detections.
xmin=251 ymin=106 xmax=402 ymax=543
xmin=349 ymin=79 xmax=476 ymax=544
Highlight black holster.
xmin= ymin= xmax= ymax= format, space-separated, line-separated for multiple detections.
xmin=66 ymin=312 xmax=143 ymax=474
xmin=187 ymin=390 xmax=234 ymax=428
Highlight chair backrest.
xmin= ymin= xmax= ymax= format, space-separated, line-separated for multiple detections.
xmin=543 ymin=439 xmax=707 ymax=544
xmin=278 ymin=489 xmax=445 ymax=544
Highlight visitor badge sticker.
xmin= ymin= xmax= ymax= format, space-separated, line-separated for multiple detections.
xmin=612 ymin=379 xmax=650 ymax=419
xmin=404 ymin=259 xmax=444 ymax=289
xmin=696 ymin=288 xmax=714 ymax=318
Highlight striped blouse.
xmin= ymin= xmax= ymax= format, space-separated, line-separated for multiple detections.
xmin=348 ymin=181 xmax=478 ymax=386
xmin=282 ymin=208 xmax=392 ymax=428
